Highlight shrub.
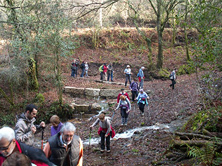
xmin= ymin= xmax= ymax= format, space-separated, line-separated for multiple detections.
xmin=35 ymin=93 xmax=45 ymax=104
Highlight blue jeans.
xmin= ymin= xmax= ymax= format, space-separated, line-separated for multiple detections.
xmin=80 ymin=68 xmax=85 ymax=77
xmin=125 ymin=74 xmax=131 ymax=87
xmin=85 ymin=70 xmax=88 ymax=77
xmin=107 ymin=71 xmax=113 ymax=81
xmin=71 ymin=69 xmax=76 ymax=77
xmin=139 ymin=79 xmax=144 ymax=89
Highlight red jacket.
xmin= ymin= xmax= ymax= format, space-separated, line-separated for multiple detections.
xmin=117 ymin=92 xmax=130 ymax=103
xmin=103 ymin=65 xmax=108 ymax=73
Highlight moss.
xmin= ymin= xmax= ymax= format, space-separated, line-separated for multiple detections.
xmin=177 ymin=64 xmax=195 ymax=75
xmin=158 ymin=68 xmax=170 ymax=78
xmin=35 ymin=93 xmax=45 ymax=104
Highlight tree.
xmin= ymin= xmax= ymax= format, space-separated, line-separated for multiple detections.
xmin=148 ymin=0 xmax=184 ymax=69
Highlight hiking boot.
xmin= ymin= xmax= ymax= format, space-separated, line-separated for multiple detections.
xmin=124 ymin=123 xmax=127 ymax=126
xmin=107 ymin=150 xmax=111 ymax=153
xmin=141 ymin=113 xmax=144 ymax=116
xmin=121 ymin=123 xmax=124 ymax=126
xmin=100 ymin=149 xmax=105 ymax=153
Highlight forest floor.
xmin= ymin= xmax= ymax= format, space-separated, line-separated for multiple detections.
xmin=35 ymin=71 xmax=200 ymax=166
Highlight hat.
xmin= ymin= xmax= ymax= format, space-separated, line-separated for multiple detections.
xmin=121 ymin=88 xmax=125 ymax=91
xmin=139 ymin=89 xmax=143 ymax=92
xmin=141 ymin=66 xmax=145 ymax=69
xmin=127 ymin=65 xmax=130 ymax=68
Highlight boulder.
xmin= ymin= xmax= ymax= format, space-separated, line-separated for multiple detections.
xmin=64 ymin=86 xmax=85 ymax=97
xmin=85 ymin=88 xmax=100 ymax=97
xmin=90 ymin=103 xmax=102 ymax=112
xmin=100 ymin=89 xmax=120 ymax=99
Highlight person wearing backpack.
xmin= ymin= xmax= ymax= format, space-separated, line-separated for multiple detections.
xmin=130 ymin=78 xmax=139 ymax=102
xmin=90 ymin=113 xmax=115 ymax=153
xmin=99 ymin=64 xmax=104 ymax=80
xmin=75 ymin=58 xmax=80 ymax=77
xmin=103 ymin=63 xmax=108 ymax=80
xmin=137 ymin=66 xmax=145 ymax=89
xmin=136 ymin=89 xmax=149 ymax=116
xmin=80 ymin=61 xmax=85 ymax=77
xmin=169 ymin=68 xmax=177 ymax=90
xmin=71 ymin=59 xmax=77 ymax=78
xmin=115 ymin=95 xmax=131 ymax=126
xmin=117 ymin=88 xmax=130 ymax=104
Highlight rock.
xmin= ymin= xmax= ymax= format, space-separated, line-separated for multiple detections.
xmin=64 ymin=86 xmax=85 ymax=97
xmin=85 ymin=88 xmax=100 ymax=98
xmin=100 ymin=89 xmax=120 ymax=99
xmin=90 ymin=103 xmax=102 ymax=112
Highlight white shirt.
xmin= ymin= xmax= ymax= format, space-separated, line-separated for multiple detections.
xmin=124 ymin=68 xmax=131 ymax=75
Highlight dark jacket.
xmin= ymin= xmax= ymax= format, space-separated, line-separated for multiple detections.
xmin=0 ymin=141 xmax=54 ymax=166
xmin=48 ymin=133 xmax=81 ymax=166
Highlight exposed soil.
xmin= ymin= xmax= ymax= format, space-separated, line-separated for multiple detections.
xmin=35 ymin=71 xmax=199 ymax=166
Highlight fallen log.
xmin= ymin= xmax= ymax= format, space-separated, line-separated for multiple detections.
xmin=173 ymin=139 xmax=222 ymax=146
xmin=175 ymin=132 xmax=213 ymax=140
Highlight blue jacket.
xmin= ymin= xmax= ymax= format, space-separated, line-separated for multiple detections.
xmin=137 ymin=92 xmax=149 ymax=105
xmin=138 ymin=69 xmax=144 ymax=77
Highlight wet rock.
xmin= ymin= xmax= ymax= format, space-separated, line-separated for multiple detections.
xmin=85 ymin=88 xmax=100 ymax=98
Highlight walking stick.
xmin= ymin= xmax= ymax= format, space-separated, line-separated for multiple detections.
xmin=41 ymin=127 xmax=45 ymax=150
xmin=89 ymin=128 xmax=92 ymax=147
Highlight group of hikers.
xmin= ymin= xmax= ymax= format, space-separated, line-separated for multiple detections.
xmin=71 ymin=58 xmax=89 ymax=78
xmin=0 ymin=62 xmax=177 ymax=166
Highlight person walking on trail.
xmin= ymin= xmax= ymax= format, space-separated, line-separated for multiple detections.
xmin=75 ymin=58 xmax=80 ymax=77
xmin=43 ymin=122 xmax=83 ymax=166
xmin=85 ymin=62 xmax=89 ymax=77
xmin=103 ymin=63 xmax=108 ymax=80
xmin=99 ymin=64 xmax=104 ymax=81
xmin=170 ymin=68 xmax=177 ymax=90
xmin=130 ymin=78 xmax=139 ymax=102
xmin=90 ymin=113 xmax=115 ymax=153
xmin=50 ymin=115 xmax=63 ymax=136
xmin=115 ymin=95 xmax=131 ymax=126
xmin=124 ymin=65 xmax=132 ymax=87
xmin=80 ymin=61 xmax=85 ymax=77
xmin=71 ymin=59 xmax=77 ymax=78
xmin=15 ymin=104 xmax=45 ymax=146
xmin=136 ymin=89 xmax=149 ymax=116
xmin=0 ymin=127 xmax=54 ymax=166
xmin=117 ymin=88 xmax=130 ymax=103
xmin=137 ymin=66 xmax=145 ymax=89
xmin=107 ymin=63 xmax=114 ymax=82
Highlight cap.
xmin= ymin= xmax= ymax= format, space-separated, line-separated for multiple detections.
xmin=127 ymin=65 xmax=130 ymax=68
xmin=139 ymin=89 xmax=143 ymax=92
xmin=121 ymin=88 xmax=125 ymax=91
xmin=141 ymin=66 xmax=145 ymax=69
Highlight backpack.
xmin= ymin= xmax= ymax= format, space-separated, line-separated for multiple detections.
xmin=131 ymin=82 xmax=138 ymax=90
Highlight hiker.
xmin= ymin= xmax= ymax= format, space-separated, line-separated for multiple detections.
xmin=130 ymin=78 xmax=139 ymax=102
xmin=90 ymin=112 xmax=115 ymax=153
xmin=85 ymin=62 xmax=89 ymax=77
xmin=136 ymin=89 xmax=149 ymax=116
xmin=117 ymin=88 xmax=130 ymax=103
xmin=80 ymin=61 xmax=85 ymax=77
xmin=170 ymin=68 xmax=177 ymax=90
xmin=115 ymin=95 xmax=131 ymax=125
xmin=75 ymin=58 xmax=80 ymax=77
xmin=124 ymin=65 xmax=132 ymax=87
xmin=107 ymin=63 xmax=114 ymax=82
xmin=137 ymin=66 xmax=145 ymax=89
xmin=2 ymin=152 xmax=32 ymax=166
xmin=50 ymin=115 xmax=63 ymax=136
xmin=15 ymin=104 xmax=45 ymax=146
xmin=103 ymin=63 xmax=108 ymax=80
xmin=71 ymin=59 xmax=77 ymax=78
xmin=99 ymin=64 xmax=105 ymax=81
xmin=43 ymin=122 xmax=83 ymax=166
xmin=0 ymin=127 xmax=54 ymax=166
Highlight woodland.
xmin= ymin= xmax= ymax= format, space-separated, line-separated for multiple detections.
xmin=0 ymin=0 xmax=222 ymax=165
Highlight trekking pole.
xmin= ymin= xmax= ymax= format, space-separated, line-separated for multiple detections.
xmin=89 ymin=128 xmax=92 ymax=147
xmin=41 ymin=127 xmax=45 ymax=150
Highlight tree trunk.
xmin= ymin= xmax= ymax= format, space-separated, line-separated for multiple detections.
xmin=184 ymin=0 xmax=191 ymax=61
xmin=157 ymin=30 xmax=163 ymax=69
xmin=28 ymin=58 xmax=39 ymax=90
